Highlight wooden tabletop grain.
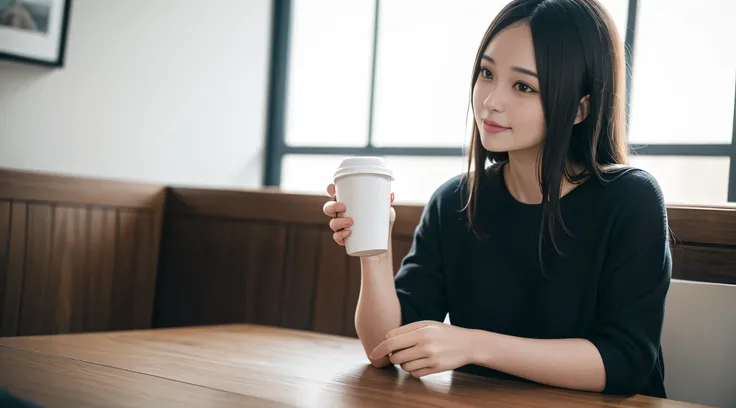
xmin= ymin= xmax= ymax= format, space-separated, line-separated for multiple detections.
xmin=0 ymin=324 xmax=708 ymax=408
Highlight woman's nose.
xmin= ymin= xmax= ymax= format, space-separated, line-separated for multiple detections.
xmin=483 ymin=89 xmax=504 ymax=112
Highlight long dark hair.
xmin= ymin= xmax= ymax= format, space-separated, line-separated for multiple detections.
xmin=465 ymin=0 xmax=629 ymax=262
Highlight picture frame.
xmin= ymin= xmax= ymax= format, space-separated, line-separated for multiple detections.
xmin=0 ymin=0 xmax=71 ymax=67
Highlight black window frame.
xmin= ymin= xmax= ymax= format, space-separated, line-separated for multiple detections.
xmin=263 ymin=0 xmax=736 ymax=203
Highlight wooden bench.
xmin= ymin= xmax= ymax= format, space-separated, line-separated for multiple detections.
xmin=1 ymin=168 xmax=734 ymax=339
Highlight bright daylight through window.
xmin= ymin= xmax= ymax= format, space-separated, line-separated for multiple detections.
xmin=271 ymin=0 xmax=736 ymax=205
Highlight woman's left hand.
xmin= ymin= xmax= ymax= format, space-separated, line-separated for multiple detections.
xmin=369 ymin=321 xmax=478 ymax=378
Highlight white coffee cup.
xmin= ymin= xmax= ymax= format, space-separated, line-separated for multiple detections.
xmin=333 ymin=157 xmax=394 ymax=257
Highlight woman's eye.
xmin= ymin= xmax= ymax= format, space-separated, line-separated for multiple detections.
xmin=515 ymin=82 xmax=534 ymax=93
xmin=480 ymin=68 xmax=493 ymax=79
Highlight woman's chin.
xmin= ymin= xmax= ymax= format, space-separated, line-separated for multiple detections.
xmin=480 ymin=136 xmax=511 ymax=153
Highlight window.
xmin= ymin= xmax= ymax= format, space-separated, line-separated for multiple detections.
xmin=266 ymin=0 xmax=736 ymax=205
xmin=370 ymin=1 xmax=504 ymax=148
xmin=628 ymin=0 xmax=735 ymax=145
xmin=284 ymin=0 xmax=375 ymax=147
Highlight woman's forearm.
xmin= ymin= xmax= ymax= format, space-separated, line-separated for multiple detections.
xmin=468 ymin=330 xmax=606 ymax=392
xmin=355 ymin=248 xmax=402 ymax=368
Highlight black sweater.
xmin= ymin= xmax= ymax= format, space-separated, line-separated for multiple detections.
xmin=394 ymin=165 xmax=672 ymax=398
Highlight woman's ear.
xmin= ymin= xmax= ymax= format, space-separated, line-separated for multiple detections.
xmin=574 ymin=94 xmax=591 ymax=124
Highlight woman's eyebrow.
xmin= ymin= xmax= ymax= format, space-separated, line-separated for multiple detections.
xmin=482 ymin=55 xmax=538 ymax=78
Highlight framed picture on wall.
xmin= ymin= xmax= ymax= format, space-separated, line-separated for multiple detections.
xmin=0 ymin=0 xmax=71 ymax=67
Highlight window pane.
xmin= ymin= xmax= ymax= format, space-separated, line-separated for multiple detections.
xmin=285 ymin=0 xmax=375 ymax=147
xmin=371 ymin=1 xmax=506 ymax=148
xmin=281 ymin=154 xmax=732 ymax=206
xmin=628 ymin=0 xmax=736 ymax=144
xmin=281 ymin=154 xmax=345 ymax=195
xmin=280 ymin=154 xmax=467 ymax=203
xmin=382 ymin=156 xmax=467 ymax=204
xmin=628 ymin=156 xmax=731 ymax=204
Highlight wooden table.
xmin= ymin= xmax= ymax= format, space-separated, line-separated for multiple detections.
xmin=0 ymin=324 xmax=706 ymax=407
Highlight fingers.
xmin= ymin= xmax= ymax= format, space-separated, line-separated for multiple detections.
xmin=410 ymin=367 xmax=439 ymax=378
xmin=329 ymin=217 xmax=353 ymax=232
xmin=401 ymin=358 xmax=433 ymax=373
xmin=370 ymin=332 xmax=420 ymax=360
xmin=332 ymin=229 xmax=351 ymax=246
xmin=388 ymin=346 xmax=426 ymax=366
xmin=322 ymin=200 xmax=347 ymax=218
xmin=325 ymin=184 xmax=396 ymax=249
xmin=386 ymin=321 xmax=433 ymax=339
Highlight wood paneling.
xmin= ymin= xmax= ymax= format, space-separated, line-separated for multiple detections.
xmin=154 ymin=217 xmax=292 ymax=329
xmin=166 ymin=187 xmax=425 ymax=239
xmin=312 ymin=230 xmax=350 ymax=335
xmin=668 ymin=206 xmax=736 ymax=246
xmin=0 ymin=169 xmax=166 ymax=337
xmin=392 ymin=238 xmax=413 ymax=275
xmin=280 ymin=225 xmax=320 ymax=331
xmin=6 ymin=170 xmax=730 ymax=341
xmin=154 ymin=188 xmax=736 ymax=340
xmin=672 ymin=245 xmax=736 ymax=285
xmin=18 ymin=204 xmax=53 ymax=336
xmin=247 ymin=223 xmax=289 ymax=327
xmin=0 ymin=202 xmax=10 ymax=335
xmin=1 ymin=203 xmax=26 ymax=337
xmin=0 ymin=167 xmax=166 ymax=209
xmin=86 ymin=208 xmax=116 ymax=332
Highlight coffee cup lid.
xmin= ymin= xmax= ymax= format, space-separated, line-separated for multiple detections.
xmin=333 ymin=156 xmax=394 ymax=181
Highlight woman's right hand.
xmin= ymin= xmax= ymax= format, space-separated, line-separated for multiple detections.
xmin=323 ymin=183 xmax=396 ymax=246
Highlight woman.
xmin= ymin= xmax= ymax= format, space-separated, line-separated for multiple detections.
xmin=322 ymin=0 xmax=671 ymax=398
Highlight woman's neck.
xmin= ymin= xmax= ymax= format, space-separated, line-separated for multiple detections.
xmin=505 ymin=149 xmax=544 ymax=204
xmin=504 ymin=148 xmax=583 ymax=204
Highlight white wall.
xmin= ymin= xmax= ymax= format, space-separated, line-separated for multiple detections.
xmin=0 ymin=0 xmax=271 ymax=188
xmin=662 ymin=280 xmax=736 ymax=407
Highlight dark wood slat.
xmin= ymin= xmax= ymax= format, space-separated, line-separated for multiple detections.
xmin=86 ymin=207 xmax=116 ymax=332
xmin=200 ymin=218 xmax=251 ymax=326
xmin=243 ymin=222 xmax=258 ymax=325
xmin=672 ymin=245 xmax=736 ymax=285
xmin=132 ymin=213 xmax=156 ymax=330
xmin=1 ymin=202 xmax=26 ymax=337
xmin=393 ymin=205 xmax=425 ymax=239
xmin=220 ymin=221 xmax=252 ymax=325
xmin=48 ymin=206 xmax=88 ymax=334
xmin=71 ymin=207 xmax=88 ymax=334
xmin=392 ymin=238 xmax=413 ymax=276
xmin=312 ymin=230 xmax=350 ymax=335
xmin=0 ymin=202 xmax=11 ymax=334
xmin=668 ymin=206 xmax=736 ymax=246
xmin=343 ymin=257 xmax=361 ymax=338
xmin=168 ymin=187 xmax=736 ymax=245
xmin=156 ymin=217 xmax=289 ymax=328
xmin=246 ymin=223 xmax=288 ymax=327
xmin=0 ymin=167 xmax=166 ymax=209
xmin=111 ymin=210 xmax=138 ymax=331
xmin=280 ymin=225 xmax=320 ymax=331
xmin=166 ymin=187 xmax=326 ymax=223
xmin=152 ymin=216 xmax=200 ymax=328
xmin=166 ymin=187 xmax=425 ymax=236
xmin=17 ymin=204 xmax=53 ymax=336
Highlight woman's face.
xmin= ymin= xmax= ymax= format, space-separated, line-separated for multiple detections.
xmin=472 ymin=23 xmax=545 ymax=154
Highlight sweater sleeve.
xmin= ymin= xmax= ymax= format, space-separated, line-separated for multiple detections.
xmin=394 ymin=186 xmax=448 ymax=325
xmin=586 ymin=171 xmax=672 ymax=395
